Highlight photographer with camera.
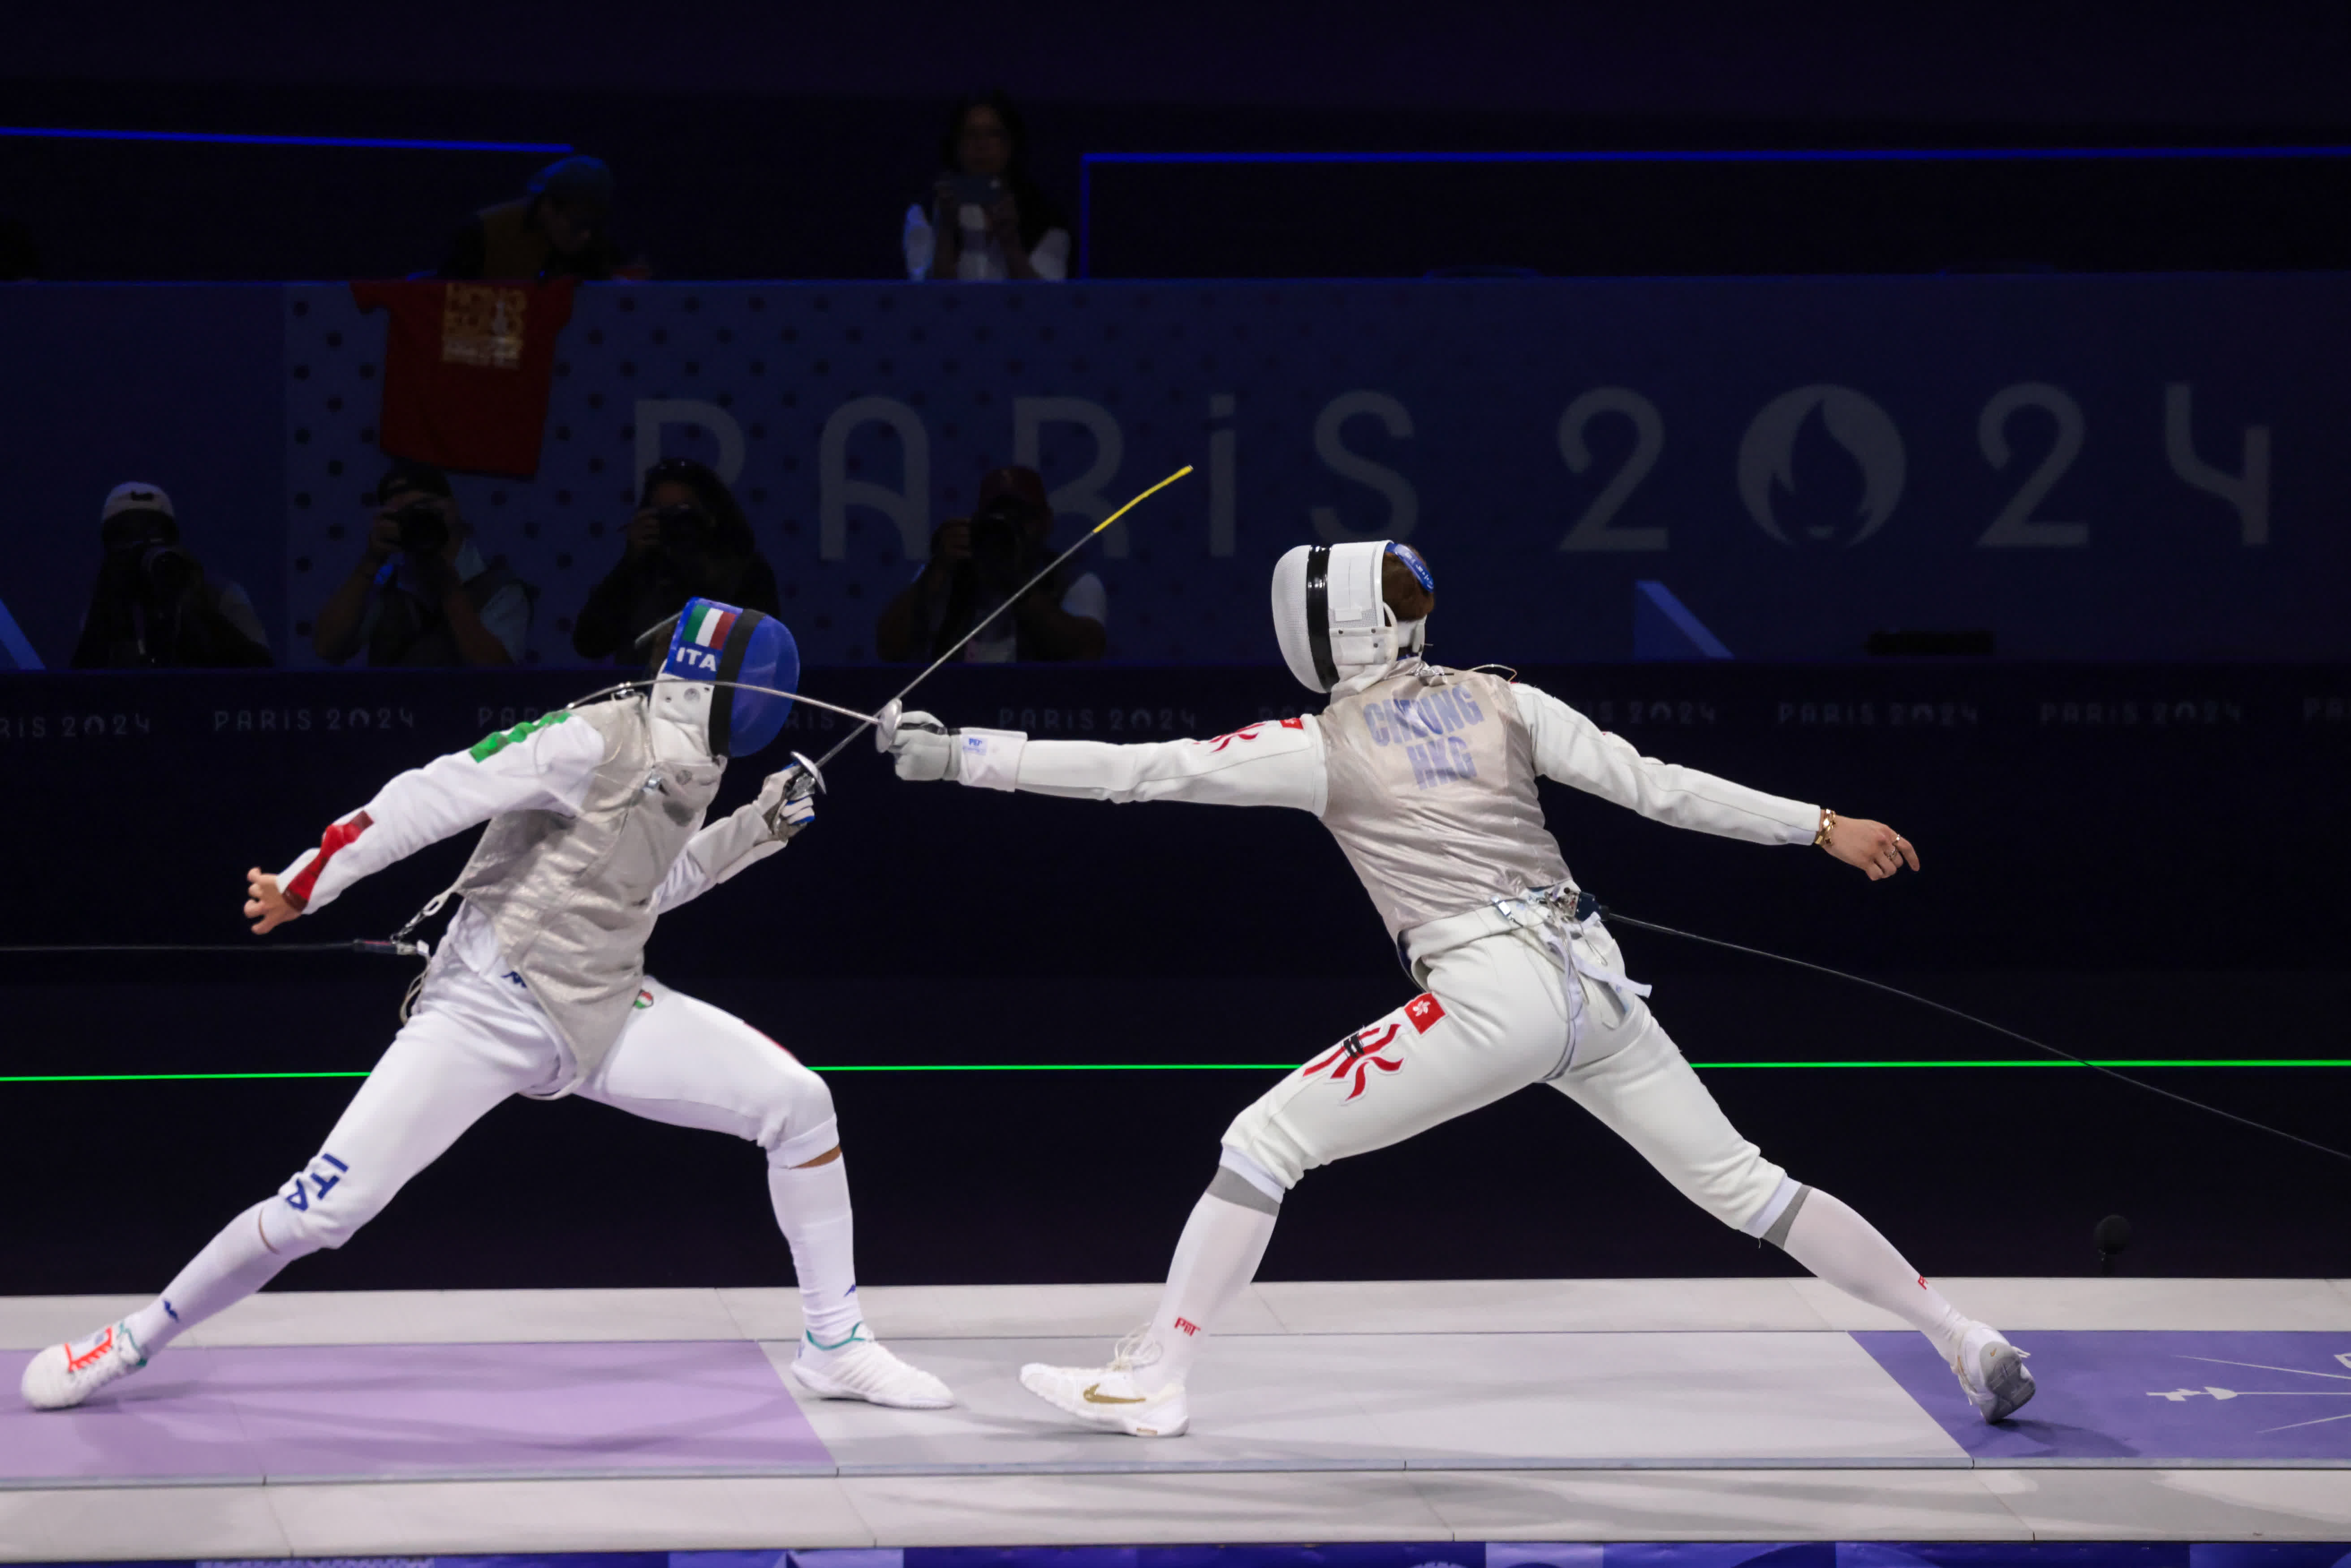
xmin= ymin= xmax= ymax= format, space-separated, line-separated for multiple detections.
xmin=70 ymin=483 xmax=273 ymax=669
xmin=572 ymin=458 xmax=780 ymax=666
xmin=875 ymin=466 xmax=1105 ymax=663
xmin=901 ymin=92 xmax=1070 ymax=283
xmin=311 ymin=461 xmax=532 ymax=667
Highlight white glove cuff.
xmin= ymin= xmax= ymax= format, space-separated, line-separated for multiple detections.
xmin=955 ymin=728 xmax=1027 ymax=791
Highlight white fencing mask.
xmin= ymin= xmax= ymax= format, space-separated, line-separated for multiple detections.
xmin=1270 ymin=540 xmax=1433 ymax=694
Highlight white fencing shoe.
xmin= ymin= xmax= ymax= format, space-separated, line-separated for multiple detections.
xmin=1952 ymin=1322 xmax=2036 ymax=1422
xmin=1020 ymin=1330 xmax=1190 ymax=1437
xmin=789 ymin=1329 xmax=953 ymax=1409
xmin=22 ymin=1322 xmax=147 ymax=1411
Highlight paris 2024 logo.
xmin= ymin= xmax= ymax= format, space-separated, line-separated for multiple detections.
xmin=1737 ymin=384 xmax=1908 ymax=549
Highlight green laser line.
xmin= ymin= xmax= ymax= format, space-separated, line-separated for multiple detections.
xmin=3 ymin=1059 xmax=2347 ymax=1085
xmin=1698 ymin=1058 xmax=2351 ymax=1069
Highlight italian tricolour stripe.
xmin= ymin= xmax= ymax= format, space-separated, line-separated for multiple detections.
xmin=686 ymin=605 xmax=737 ymax=648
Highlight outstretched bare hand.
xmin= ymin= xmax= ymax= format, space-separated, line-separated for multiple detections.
xmin=1825 ymin=817 xmax=1919 ymax=882
xmin=245 ymin=867 xmax=302 ymax=934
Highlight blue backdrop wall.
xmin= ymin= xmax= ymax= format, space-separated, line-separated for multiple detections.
xmin=5 ymin=275 xmax=2347 ymax=669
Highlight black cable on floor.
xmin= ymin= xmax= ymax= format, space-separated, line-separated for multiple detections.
xmin=0 ymin=940 xmax=422 ymax=956
xmin=1600 ymin=907 xmax=2351 ymax=1168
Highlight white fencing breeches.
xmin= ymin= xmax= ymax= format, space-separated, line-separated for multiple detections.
xmin=1221 ymin=918 xmax=1788 ymax=1231
xmin=259 ymin=960 xmax=839 ymax=1256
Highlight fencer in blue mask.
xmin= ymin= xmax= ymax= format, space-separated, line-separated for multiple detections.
xmin=25 ymin=599 xmax=953 ymax=1414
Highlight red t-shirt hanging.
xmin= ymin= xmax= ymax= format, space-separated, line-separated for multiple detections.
xmin=350 ymin=278 xmax=577 ymax=478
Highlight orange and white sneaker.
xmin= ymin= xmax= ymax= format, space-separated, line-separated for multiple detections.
xmin=22 ymin=1322 xmax=148 ymax=1411
xmin=1019 ymin=1328 xmax=1190 ymax=1437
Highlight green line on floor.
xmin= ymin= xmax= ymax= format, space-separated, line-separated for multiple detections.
xmin=2 ymin=1058 xmax=2345 ymax=1085
xmin=1693 ymin=1058 xmax=2351 ymax=1069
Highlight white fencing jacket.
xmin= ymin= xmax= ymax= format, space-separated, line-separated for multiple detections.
xmin=949 ymin=659 xmax=1820 ymax=945
xmin=275 ymin=704 xmax=792 ymax=1082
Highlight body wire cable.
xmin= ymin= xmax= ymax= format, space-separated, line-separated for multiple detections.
xmin=1599 ymin=906 xmax=2351 ymax=1167
xmin=0 ymin=941 xmax=422 ymax=956
xmin=6 ymin=904 xmax=2350 ymax=1165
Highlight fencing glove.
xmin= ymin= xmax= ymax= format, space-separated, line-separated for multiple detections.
xmin=888 ymin=710 xmax=958 ymax=782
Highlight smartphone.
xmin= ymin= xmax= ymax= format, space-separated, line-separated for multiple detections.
xmin=945 ymin=173 xmax=1004 ymax=207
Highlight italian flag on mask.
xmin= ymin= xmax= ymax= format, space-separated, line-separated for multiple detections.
xmin=685 ymin=604 xmax=737 ymax=650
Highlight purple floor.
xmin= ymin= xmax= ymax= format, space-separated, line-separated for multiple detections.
xmin=9 ymin=1331 xmax=2349 ymax=1484
xmin=0 ymin=1340 xmax=831 ymax=1483
xmin=1857 ymin=1331 xmax=2351 ymax=1462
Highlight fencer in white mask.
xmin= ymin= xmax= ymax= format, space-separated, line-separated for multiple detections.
xmin=24 ymin=598 xmax=953 ymax=1416
xmin=887 ymin=540 xmax=2031 ymax=1438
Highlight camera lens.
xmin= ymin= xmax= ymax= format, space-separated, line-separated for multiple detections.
xmin=141 ymin=545 xmax=197 ymax=597
xmin=969 ymin=496 xmax=1031 ymax=564
xmin=656 ymin=504 xmax=716 ymax=551
xmin=392 ymin=500 xmax=449 ymax=560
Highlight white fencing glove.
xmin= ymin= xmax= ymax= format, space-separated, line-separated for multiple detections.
xmin=678 ymin=759 xmax=814 ymax=892
xmin=888 ymin=710 xmax=958 ymax=781
xmin=758 ymin=753 xmax=824 ymax=839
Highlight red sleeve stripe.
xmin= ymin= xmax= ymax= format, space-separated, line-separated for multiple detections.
xmin=284 ymin=810 xmax=373 ymax=909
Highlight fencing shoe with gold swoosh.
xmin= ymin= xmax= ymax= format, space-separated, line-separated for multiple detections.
xmin=1952 ymin=1322 xmax=2035 ymax=1422
xmin=1019 ymin=1327 xmax=1190 ymax=1437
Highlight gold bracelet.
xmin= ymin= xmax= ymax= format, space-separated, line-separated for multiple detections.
xmin=1813 ymin=808 xmax=1838 ymax=849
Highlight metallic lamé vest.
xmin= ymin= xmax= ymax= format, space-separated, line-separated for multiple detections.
xmin=1317 ymin=664 xmax=1571 ymax=939
xmin=453 ymin=698 xmax=723 ymax=1086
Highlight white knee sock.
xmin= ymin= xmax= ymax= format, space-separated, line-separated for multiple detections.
xmin=1778 ymin=1187 xmax=1972 ymax=1362
xmin=1133 ymin=1191 xmax=1278 ymax=1394
xmin=124 ymin=1202 xmax=298 ymax=1356
xmin=769 ymin=1156 xmax=862 ymax=1348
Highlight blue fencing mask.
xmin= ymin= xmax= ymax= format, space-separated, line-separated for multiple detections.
xmin=652 ymin=598 xmax=799 ymax=758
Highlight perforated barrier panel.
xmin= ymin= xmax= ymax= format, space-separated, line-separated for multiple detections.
xmin=264 ymin=276 xmax=2351 ymax=667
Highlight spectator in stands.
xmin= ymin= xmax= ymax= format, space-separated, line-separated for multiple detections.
xmin=312 ymin=461 xmax=532 ymax=667
xmin=71 ymin=482 xmax=272 ymax=668
xmin=440 ymin=155 xmax=622 ymax=283
xmin=573 ymin=458 xmax=780 ymax=666
xmin=902 ymin=93 xmax=1070 ymax=282
xmin=875 ymin=465 xmax=1105 ymax=662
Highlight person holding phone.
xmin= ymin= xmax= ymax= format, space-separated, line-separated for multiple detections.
xmin=901 ymin=92 xmax=1070 ymax=282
